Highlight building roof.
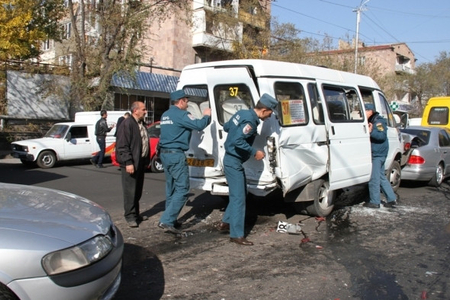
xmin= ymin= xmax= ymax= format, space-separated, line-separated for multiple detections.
xmin=318 ymin=43 xmax=414 ymax=56
xmin=111 ymin=71 xmax=179 ymax=93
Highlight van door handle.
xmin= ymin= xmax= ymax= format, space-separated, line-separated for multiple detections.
xmin=331 ymin=126 xmax=335 ymax=135
xmin=219 ymin=130 xmax=223 ymax=139
xmin=86 ymin=139 xmax=90 ymax=142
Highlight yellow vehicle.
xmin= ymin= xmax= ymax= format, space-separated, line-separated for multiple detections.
xmin=421 ymin=96 xmax=450 ymax=129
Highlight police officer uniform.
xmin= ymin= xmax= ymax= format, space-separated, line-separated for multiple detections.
xmin=158 ymin=90 xmax=210 ymax=232
xmin=365 ymin=103 xmax=397 ymax=208
xmin=221 ymin=93 xmax=278 ymax=245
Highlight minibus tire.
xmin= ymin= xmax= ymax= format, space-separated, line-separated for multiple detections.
xmin=387 ymin=160 xmax=401 ymax=192
xmin=305 ymin=179 xmax=335 ymax=217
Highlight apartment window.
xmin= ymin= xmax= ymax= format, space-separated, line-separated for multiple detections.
xmin=58 ymin=55 xmax=72 ymax=66
xmin=62 ymin=23 xmax=71 ymax=39
xmin=358 ymin=56 xmax=365 ymax=66
xmin=42 ymin=40 xmax=52 ymax=50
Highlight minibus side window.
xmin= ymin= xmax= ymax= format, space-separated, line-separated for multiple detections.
xmin=183 ymin=85 xmax=209 ymax=120
xmin=307 ymin=83 xmax=324 ymax=125
xmin=274 ymin=82 xmax=308 ymax=127
xmin=428 ymin=107 xmax=449 ymax=125
xmin=213 ymin=84 xmax=254 ymax=125
xmin=322 ymin=86 xmax=362 ymax=123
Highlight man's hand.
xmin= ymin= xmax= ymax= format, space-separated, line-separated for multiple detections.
xmin=368 ymin=122 xmax=373 ymax=133
xmin=254 ymin=150 xmax=265 ymax=160
xmin=126 ymin=164 xmax=135 ymax=174
xmin=203 ymin=108 xmax=211 ymax=116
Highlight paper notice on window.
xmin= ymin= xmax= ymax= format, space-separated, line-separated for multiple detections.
xmin=281 ymin=99 xmax=306 ymax=125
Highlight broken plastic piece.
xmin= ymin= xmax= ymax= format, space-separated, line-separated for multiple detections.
xmin=276 ymin=221 xmax=302 ymax=234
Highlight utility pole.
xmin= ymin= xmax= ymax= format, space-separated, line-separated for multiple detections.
xmin=353 ymin=0 xmax=369 ymax=74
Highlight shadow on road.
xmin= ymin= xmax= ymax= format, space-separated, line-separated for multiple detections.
xmin=114 ymin=243 xmax=164 ymax=300
xmin=0 ymin=162 xmax=67 ymax=185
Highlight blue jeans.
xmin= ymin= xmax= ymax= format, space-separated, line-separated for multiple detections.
xmin=368 ymin=156 xmax=396 ymax=205
xmin=223 ymin=154 xmax=247 ymax=238
xmin=159 ymin=152 xmax=189 ymax=225
xmin=93 ymin=136 xmax=106 ymax=165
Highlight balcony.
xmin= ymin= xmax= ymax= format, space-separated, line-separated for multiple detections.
xmin=395 ymin=64 xmax=415 ymax=75
xmin=191 ymin=8 xmax=241 ymax=51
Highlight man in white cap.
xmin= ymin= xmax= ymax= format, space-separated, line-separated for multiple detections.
xmin=216 ymin=93 xmax=278 ymax=246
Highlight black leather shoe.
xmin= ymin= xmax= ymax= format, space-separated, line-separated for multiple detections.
xmin=216 ymin=222 xmax=230 ymax=232
xmin=90 ymin=158 xmax=96 ymax=166
xmin=363 ymin=202 xmax=380 ymax=209
xmin=137 ymin=215 xmax=148 ymax=223
xmin=230 ymin=237 xmax=254 ymax=246
xmin=383 ymin=201 xmax=397 ymax=208
xmin=96 ymin=164 xmax=106 ymax=168
xmin=158 ymin=222 xmax=182 ymax=234
xmin=174 ymin=221 xmax=182 ymax=229
xmin=127 ymin=220 xmax=138 ymax=228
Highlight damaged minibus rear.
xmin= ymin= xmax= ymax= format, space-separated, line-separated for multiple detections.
xmin=178 ymin=59 xmax=385 ymax=216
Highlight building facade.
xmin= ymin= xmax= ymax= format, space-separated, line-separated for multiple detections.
xmin=37 ymin=0 xmax=271 ymax=122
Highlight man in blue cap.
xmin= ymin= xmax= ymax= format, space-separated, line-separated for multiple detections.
xmin=216 ymin=93 xmax=278 ymax=246
xmin=364 ymin=103 xmax=397 ymax=209
xmin=158 ymin=89 xmax=211 ymax=234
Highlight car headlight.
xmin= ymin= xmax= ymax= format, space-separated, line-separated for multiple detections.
xmin=42 ymin=235 xmax=113 ymax=275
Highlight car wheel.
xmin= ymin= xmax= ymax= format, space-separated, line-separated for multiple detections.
xmin=429 ymin=163 xmax=444 ymax=187
xmin=0 ymin=284 xmax=19 ymax=300
xmin=36 ymin=151 xmax=56 ymax=168
xmin=305 ymin=179 xmax=335 ymax=217
xmin=387 ymin=160 xmax=401 ymax=192
xmin=150 ymin=156 xmax=164 ymax=173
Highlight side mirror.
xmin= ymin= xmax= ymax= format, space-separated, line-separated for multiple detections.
xmin=65 ymin=132 xmax=72 ymax=141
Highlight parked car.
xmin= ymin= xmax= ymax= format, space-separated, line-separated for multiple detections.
xmin=400 ymin=126 xmax=450 ymax=186
xmin=0 ymin=183 xmax=123 ymax=300
xmin=112 ymin=121 xmax=163 ymax=173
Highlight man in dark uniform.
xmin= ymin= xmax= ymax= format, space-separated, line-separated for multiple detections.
xmin=158 ymin=90 xmax=211 ymax=234
xmin=217 ymin=93 xmax=278 ymax=246
xmin=364 ymin=103 xmax=397 ymax=209
xmin=116 ymin=101 xmax=150 ymax=228
xmin=91 ymin=110 xmax=115 ymax=168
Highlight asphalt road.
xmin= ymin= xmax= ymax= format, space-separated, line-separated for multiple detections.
xmin=1 ymin=158 xmax=450 ymax=300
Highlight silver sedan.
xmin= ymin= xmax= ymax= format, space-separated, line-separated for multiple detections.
xmin=0 ymin=183 xmax=123 ymax=300
xmin=400 ymin=126 xmax=450 ymax=187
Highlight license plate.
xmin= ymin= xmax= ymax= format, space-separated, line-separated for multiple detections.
xmin=187 ymin=158 xmax=214 ymax=167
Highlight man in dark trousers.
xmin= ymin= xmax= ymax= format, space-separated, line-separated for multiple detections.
xmin=217 ymin=93 xmax=278 ymax=246
xmin=115 ymin=101 xmax=150 ymax=228
xmin=364 ymin=103 xmax=397 ymax=209
xmin=158 ymin=89 xmax=211 ymax=234
xmin=91 ymin=110 xmax=114 ymax=168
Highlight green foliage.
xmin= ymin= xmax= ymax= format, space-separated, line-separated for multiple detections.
xmin=0 ymin=0 xmax=65 ymax=60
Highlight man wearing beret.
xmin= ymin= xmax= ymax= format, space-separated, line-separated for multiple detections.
xmin=364 ymin=103 xmax=397 ymax=209
xmin=216 ymin=93 xmax=278 ymax=246
xmin=158 ymin=89 xmax=211 ymax=234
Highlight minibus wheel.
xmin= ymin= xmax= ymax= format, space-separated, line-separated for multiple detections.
xmin=305 ymin=179 xmax=335 ymax=217
xmin=387 ymin=160 xmax=401 ymax=191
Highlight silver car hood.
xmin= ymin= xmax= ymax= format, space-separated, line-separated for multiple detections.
xmin=0 ymin=183 xmax=113 ymax=248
